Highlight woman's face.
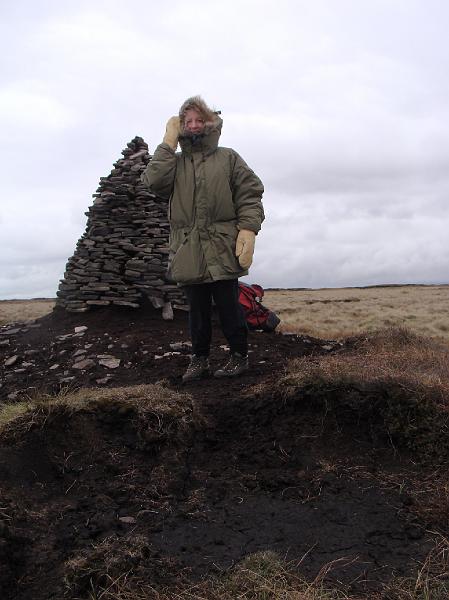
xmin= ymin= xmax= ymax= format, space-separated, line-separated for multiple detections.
xmin=184 ymin=108 xmax=205 ymax=134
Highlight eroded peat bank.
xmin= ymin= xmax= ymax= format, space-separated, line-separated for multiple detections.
xmin=1 ymin=304 xmax=449 ymax=599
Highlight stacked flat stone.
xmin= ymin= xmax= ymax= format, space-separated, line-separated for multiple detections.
xmin=56 ymin=136 xmax=186 ymax=315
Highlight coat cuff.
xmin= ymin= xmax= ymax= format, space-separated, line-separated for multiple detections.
xmin=156 ymin=142 xmax=176 ymax=155
xmin=237 ymin=223 xmax=260 ymax=234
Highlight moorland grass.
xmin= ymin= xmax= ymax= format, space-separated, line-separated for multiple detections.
xmin=2 ymin=285 xmax=449 ymax=343
xmin=264 ymin=285 xmax=449 ymax=343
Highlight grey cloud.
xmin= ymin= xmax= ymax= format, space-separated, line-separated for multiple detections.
xmin=1 ymin=0 xmax=449 ymax=298
xmin=248 ymin=193 xmax=449 ymax=289
xmin=0 ymin=262 xmax=65 ymax=299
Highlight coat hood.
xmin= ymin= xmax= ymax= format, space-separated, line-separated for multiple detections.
xmin=178 ymin=95 xmax=222 ymax=156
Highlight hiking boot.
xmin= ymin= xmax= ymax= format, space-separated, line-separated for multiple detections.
xmin=214 ymin=353 xmax=249 ymax=378
xmin=182 ymin=355 xmax=210 ymax=383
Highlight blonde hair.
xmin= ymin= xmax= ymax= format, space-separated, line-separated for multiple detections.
xmin=179 ymin=95 xmax=216 ymax=126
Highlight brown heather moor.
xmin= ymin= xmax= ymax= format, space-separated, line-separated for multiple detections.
xmin=2 ymin=285 xmax=449 ymax=343
xmin=264 ymin=284 xmax=449 ymax=342
xmin=0 ymin=299 xmax=55 ymax=326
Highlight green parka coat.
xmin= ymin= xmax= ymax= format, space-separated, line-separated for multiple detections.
xmin=141 ymin=114 xmax=264 ymax=285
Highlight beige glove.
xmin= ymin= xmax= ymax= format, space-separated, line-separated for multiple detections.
xmin=163 ymin=116 xmax=181 ymax=150
xmin=235 ymin=229 xmax=256 ymax=269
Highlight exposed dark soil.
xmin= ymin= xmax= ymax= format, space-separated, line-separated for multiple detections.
xmin=0 ymin=301 xmax=326 ymax=401
xmin=0 ymin=305 xmax=446 ymax=599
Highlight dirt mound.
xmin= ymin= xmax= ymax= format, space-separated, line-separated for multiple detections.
xmin=0 ymin=385 xmax=196 ymax=598
xmin=1 ymin=309 xmax=448 ymax=599
xmin=0 ymin=302 xmax=328 ymax=402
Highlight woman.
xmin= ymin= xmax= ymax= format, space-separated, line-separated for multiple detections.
xmin=142 ymin=96 xmax=264 ymax=382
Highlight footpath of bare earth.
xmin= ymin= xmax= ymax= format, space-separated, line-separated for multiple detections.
xmin=1 ymin=296 xmax=449 ymax=599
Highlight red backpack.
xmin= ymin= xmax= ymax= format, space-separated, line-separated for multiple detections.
xmin=238 ymin=282 xmax=281 ymax=332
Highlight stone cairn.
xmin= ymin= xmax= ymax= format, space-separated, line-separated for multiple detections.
xmin=56 ymin=136 xmax=186 ymax=317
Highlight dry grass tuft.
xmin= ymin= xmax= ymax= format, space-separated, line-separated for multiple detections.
xmin=0 ymin=401 xmax=34 ymax=429
xmin=64 ymin=534 xmax=176 ymax=600
xmin=0 ymin=383 xmax=195 ymax=440
xmin=282 ymin=327 xmax=449 ymax=406
xmin=65 ymin=547 xmax=351 ymax=600
xmin=276 ymin=327 xmax=449 ymax=459
xmin=45 ymin=536 xmax=449 ymax=599
xmin=382 ymin=535 xmax=449 ymax=599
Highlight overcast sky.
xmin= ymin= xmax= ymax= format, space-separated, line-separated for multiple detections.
xmin=1 ymin=0 xmax=448 ymax=299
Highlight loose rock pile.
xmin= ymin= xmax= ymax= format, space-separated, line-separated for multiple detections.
xmin=56 ymin=136 xmax=186 ymax=316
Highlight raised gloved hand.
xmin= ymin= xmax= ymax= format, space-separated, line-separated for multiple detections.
xmin=235 ymin=229 xmax=256 ymax=269
xmin=163 ymin=116 xmax=181 ymax=150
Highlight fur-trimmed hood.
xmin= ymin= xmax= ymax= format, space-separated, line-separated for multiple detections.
xmin=178 ymin=95 xmax=222 ymax=155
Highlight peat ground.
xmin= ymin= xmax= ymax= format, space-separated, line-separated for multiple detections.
xmin=0 ymin=304 xmax=448 ymax=599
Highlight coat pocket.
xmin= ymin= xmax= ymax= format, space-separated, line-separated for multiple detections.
xmin=211 ymin=221 xmax=241 ymax=274
xmin=169 ymin=228 xmax=207 ymax=284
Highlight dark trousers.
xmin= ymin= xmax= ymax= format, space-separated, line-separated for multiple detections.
xmin=183 ymin=279 xmax=248 ymax=357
